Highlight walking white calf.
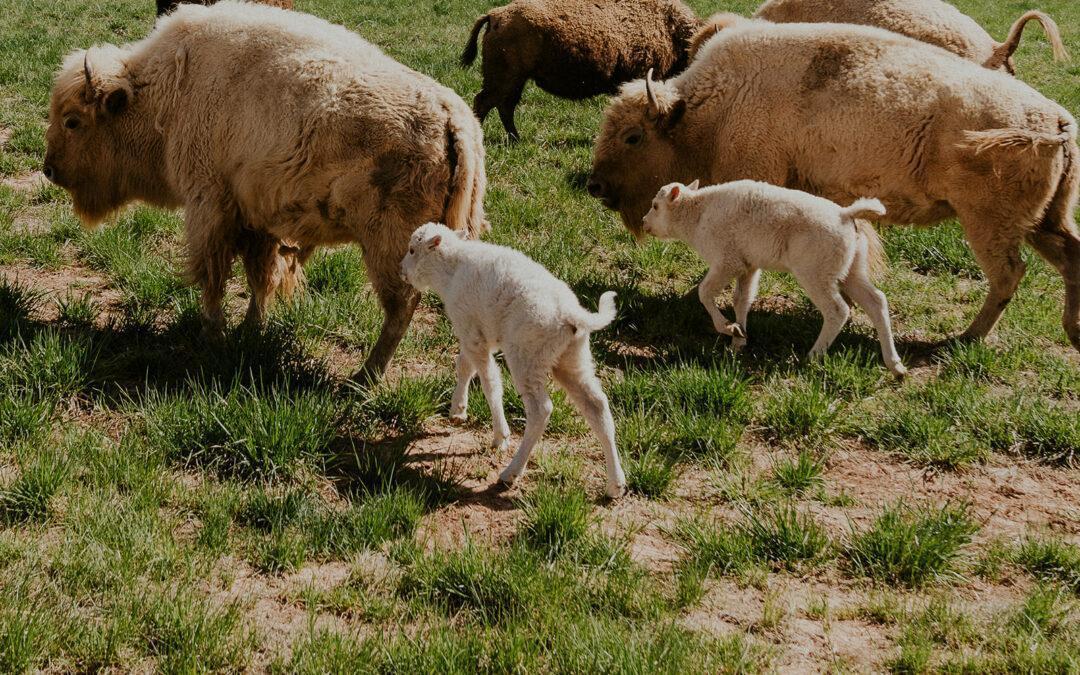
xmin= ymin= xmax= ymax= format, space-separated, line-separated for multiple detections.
xmin=400 ymin=223 xmax=628 ymax=498
xmin=642 ymin=179 xmax=906 ymax=375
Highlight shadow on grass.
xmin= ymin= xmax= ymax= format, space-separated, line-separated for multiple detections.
xmin=571 ymin=277 xmax=963 ymax=376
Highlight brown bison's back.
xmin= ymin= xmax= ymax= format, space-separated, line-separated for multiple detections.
xmin=499 ymin=0 xmax=697 ymax=99
xmin=156 ymin=0 xmax=293 ymax=18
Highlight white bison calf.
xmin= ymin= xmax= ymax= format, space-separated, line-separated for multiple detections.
xmin=642 ymin=180 xmax=906 ymax=375
xmin=400 ymin=223 xmax=627 ymax=498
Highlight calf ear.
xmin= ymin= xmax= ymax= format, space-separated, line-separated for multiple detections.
xmin=427 ymin=234 xmax=443 ymax=250
xmin=668 ymin=185 xmax=681 ymax=201
xmin=687 ymin=179 xmax=700 ymax=190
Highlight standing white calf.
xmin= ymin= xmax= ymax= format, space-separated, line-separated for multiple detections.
xmin=642 ymin=179 xmax=906 ymax=375
xmin=400 ymin=223 xmax=627 ymax=498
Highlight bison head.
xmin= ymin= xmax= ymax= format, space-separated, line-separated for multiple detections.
xmin=45 ymin=47 xmax=170 ymax=227
xmin=588 ymin=70 xmax=691 ymax=239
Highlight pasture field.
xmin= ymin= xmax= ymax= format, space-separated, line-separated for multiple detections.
xmin=1 ymin=0 xmax=1079 ymax=671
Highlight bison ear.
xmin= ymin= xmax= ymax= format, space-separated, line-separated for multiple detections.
xmin=427 ymin=234 xmax=443 ymax=250
xmin=658 ymin=98 xmax=686 ymax=132
xmin=103 ymin=87 xmax=129 ymax=116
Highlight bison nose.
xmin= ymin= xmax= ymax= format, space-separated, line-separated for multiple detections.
xmin=586 ymin=177 xmax=605 ymax=199
xmin=42 ymin=164 xmax=55 ymax=182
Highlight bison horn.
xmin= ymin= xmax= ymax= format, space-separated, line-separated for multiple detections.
xmin=83 ymin=52 xmax=95 ymax=92
xmin=645 ymin=68 xmax=659 ymax=114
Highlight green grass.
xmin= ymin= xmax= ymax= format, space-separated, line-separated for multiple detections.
xmin=0 ymin=0 xmax=1078 ymax=669
xmin=845 ymin=502 xmax=978 ymax=587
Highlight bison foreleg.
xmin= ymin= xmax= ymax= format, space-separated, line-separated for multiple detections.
xmin=184 ymin=205 xmax=238 ymax=339
xmin=353 ymin=250 xmax=420 ymax=383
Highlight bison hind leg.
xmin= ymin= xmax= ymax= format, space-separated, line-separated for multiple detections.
xmin=239 ymin=231 xmax=297 ymax=327
xmin=1027 ymin=227 xmax=1080 ymax=351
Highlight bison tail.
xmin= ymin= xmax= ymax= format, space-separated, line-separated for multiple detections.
xmin=960 ymin=124 xmax=1074 ymax=154
xmin=688 ymin=13 xmax=744 ymax=61
xmin=839 ymin=197 xmax=886 ymax=221
xmin=461 ymin=13 xmax=491 ymax=68
xmin=444 ymin=105 xmax=489 ymax=239
xmin=576 ymin=291 xmax=618 ymax=332
xmin=985 ymin=10 xmax=1069 ymax=70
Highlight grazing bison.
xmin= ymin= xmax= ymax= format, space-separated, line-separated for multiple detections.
xmin=156 ymin=0 xmax=292 ymax=17
xmin=44 ymin=1 xmax=487 ymax=379
xmin=460 ymin=0 xmax=700 ymax=140
xmin=690 ymin=0 xmax=1068 ymax=74
xmin=588 ymin=20 xmax=1080 ymax=351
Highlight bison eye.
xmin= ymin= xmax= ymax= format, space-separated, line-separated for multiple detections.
xmin=625 ymin=132 xmax=642 ymax=146
xmin=63 ymin=116 xmax=80 ymax=130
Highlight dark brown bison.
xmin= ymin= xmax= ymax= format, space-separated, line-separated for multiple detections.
xmin=461 ymin=0 xmax=700 ymax=140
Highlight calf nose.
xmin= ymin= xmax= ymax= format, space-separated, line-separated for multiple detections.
xmin=586 ymin=177 xmax=605 ymax=199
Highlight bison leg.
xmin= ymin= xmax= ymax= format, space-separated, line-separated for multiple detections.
xmin=239 ymin=230 xmax=287 ymax=327
xmin=496 ymin=81 xmax=526 ymax=142
xmin=353 ymin=247 xmax=420 ymax=383
xmin=958 ymin=220 xmax=1026 ymax=341
xmin=184 ymin=206 xmax=238 ymax=339
xmin=1027 ymin=227 xmax=1080 ymax=350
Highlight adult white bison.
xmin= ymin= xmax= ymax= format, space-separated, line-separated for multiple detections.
xmin=750 ymin=0 xmax=1068 ymax=74
xmin=588 ymin=19 xmax=1080 ymax=351
xmin=44 ymin=1 xmax=487 ymax=379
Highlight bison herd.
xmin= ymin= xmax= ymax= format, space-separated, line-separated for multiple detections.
xmin=27 ymin=0 xmax=1080 ymax=493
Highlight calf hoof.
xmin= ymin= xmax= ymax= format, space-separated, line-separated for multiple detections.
xmin=889 ymin=361 xmax=908 ymax=379
xmin=606 ymin=481 xmax=628 ymax=500
xmin=491 ymin=436 xmax=510 ymax=452
xmin=448 ymin=411 xmax=468 ymax=425
xmin=497 ymin=467 xmax=521 ymax=486
xmin=730 ymin=337 xmax=747 ymax=352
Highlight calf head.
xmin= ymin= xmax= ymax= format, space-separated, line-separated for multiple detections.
xmin=589 ymin=70 xmax=690 ymax=240
xmin=642 ymin=180 xmax=698 ymax=239
xmin=401 ymin=223 xmax=456 ymax=291
xmin=45 ymin=46 xmax=168 ymax=227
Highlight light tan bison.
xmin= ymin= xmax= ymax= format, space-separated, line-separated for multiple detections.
xmin=44 ymin=1 xmax=487 ymax=379
xmin=691 ymin=0 xmax=1068 ymax=74
xmin=588 ymin=19 xmax=1080 ymax=351
xmin=460 ymin=0 xmax=700 ymax=140
xmin=156 ymin=0 xmax=292 ymax=18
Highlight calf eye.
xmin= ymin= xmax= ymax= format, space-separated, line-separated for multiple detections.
xmin=63 ymin=116 xmax=80 ymax=130
xmin=408 ymin=247 xmax=414 ymax=254
xmin=625 ymin=132 xmax=642 ymax=146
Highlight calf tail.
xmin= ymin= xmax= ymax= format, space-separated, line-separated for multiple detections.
xmin=984 ymin=10 xmax=1069 ymax=70
xmin=444 ymin=102 xmax=489 ymax=239
xmin=461 ymin=13 xmax=491 ymax=67
xmin=839 ymin=197 xmax=886 ymax=221
xmin=687 ymin=13 xmax=744 ymax=60
xmin=576 ymin=291 xmax=618 ymax=332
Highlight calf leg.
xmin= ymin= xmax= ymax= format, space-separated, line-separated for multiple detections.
xmin=497 ymin=352 xmax=552 ymax=486
xmin=553 ymin=340 xmax=625 ymax=499
xmin=731 ymin=269 xmax=761 ymax=351
xmin=449 ymin=351 xmax=477 ymax=423
xmin=699 ymin=264 xmax=740 ymax=337
xmin=800 ymin=278 xmax=851 ymax=358
xmin=1027 ymin=227 xmax=1080 ymax=351
xmin=474 ymin=350 xmax=511 ymax=450
xmin=842 ymin=268 xmax=906 ymax=376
